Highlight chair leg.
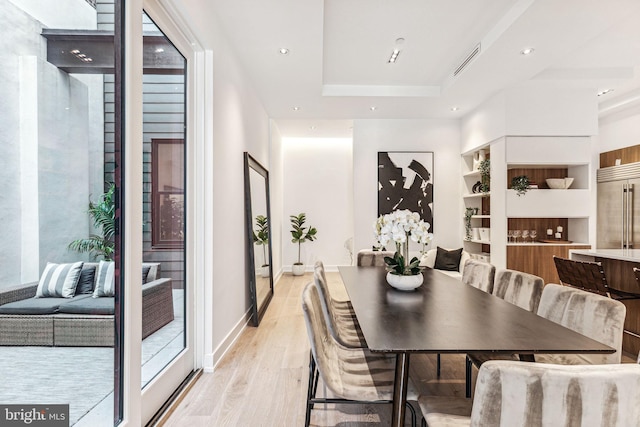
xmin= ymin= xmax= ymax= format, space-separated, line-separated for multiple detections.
xmin=422 ymin=417 xmax=427 ymax=427
xmin=465 ymin=355 xmax=472 ymax=398
xmin=305 ymin=351 xmax=316 ymax=427
xmin=436 ymin=353 xmax=441 ymax=377
xmin=405 ymin=401 xmax=417 ymax=427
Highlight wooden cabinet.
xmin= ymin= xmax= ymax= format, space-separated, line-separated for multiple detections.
xmin=507 ymin=244 xmax=590 ymax=285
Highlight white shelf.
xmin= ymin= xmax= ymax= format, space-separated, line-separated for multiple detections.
xmin=466 ymin=239 xmax=491 ymax=245
xmin=507 ymin=242 xmax=589 ymax=247
xmin=463 ymin=192 xmax=490 ymax=199
xmin=506 ymin=189 xmax=590 ymax=217
xmin=471 ymin=215 xmax=490 ymax=219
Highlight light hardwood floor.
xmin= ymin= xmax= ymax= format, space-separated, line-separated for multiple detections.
xmin=161 ymin=272 xmax=471 ymax=426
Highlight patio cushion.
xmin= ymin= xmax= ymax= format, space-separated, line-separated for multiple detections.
xmin=35 ymin=262 xmax=84 ymax=298
xmin=0 ymin=295 xmax=88 ymax=315
xmin=75 ymin=264 xmax=97 ymax=295
xmin=58 ymin=296 xmax=114 ymax=315
xmin=93 ymin=261 xmax=115 ymax=297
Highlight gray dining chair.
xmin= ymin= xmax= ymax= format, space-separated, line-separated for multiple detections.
xmin=533 ymin=283 xmax=626 ymax=365
xmin=461 ymin=259 xmax=495 ymax=293
xmin=356 ymin=249 xmax=394 ymax=267
xmin=436 ymin=259 xmax=495 ymax=378
xmin=301 ymin=282 xmax=417 ymax=427
xmin=313 ymin=262 xmax=366 ymax=348
xmin=419 ymin=360 xmax=640 ymax=427
xmin=464 ymin=268 xmax=544 ymax=397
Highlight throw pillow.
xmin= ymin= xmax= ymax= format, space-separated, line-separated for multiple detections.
xmin=35 ymin=262 xmax=84 ymax=298
xmin=93 ymin=260 xmax=115 ymax=298
xmin=434 ymin=247 xmax=463 ymax=272
xmin=76 ymin=264 xmax=97 ymax=295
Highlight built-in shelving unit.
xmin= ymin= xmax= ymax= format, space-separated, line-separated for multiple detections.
xmin=462 ymin=144 xmax=491 ymax=261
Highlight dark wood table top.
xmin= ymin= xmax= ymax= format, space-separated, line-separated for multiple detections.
xmin=338 ymin=266 xmax=615 ymax=355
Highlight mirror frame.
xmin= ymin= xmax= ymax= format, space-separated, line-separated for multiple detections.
xmin=244 ymin=152 xmax=274 ymax=326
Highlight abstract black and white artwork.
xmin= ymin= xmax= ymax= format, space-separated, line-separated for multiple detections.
xmin=378 ymin=151 xmax=434 ymax=232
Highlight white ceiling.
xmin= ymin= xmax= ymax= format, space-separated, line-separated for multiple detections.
xmin=177 ymin=0 xmax=640 ymax=138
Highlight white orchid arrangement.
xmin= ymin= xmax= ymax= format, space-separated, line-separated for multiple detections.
xmin=373 ymin=210 xmax=433 ymax=275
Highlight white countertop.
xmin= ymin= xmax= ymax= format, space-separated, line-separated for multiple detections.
xmin=570 ymin=248 xmax=640 ymax=262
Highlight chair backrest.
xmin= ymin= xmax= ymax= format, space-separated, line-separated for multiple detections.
xmin=470 ymin=360 xmax=640 ymax=427
xmin=553 ymin=256 xmax=609 ymax=295
xmin=356 ymin=250 xmax=394 ymax=267
xmin=537 ymin=283 xmax=626 ymax=364
xmin=492 ymin=269 xmax=543 ymax=312
xmin=461 ymin=259 xmax=495 ymax=293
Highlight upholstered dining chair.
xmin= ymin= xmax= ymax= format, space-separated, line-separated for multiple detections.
xmin=313 ymin=262 xmax=366 ymax=348
xmin=356 ymin=249 xmax=394 ymax=267
xmin=461 ymin=259 xmax=495 ymax=293
xmin=534 ymin=283 xmax=626 ymax=365
xmin=301 ymin=282 xmax=417 ymax=427
xmin=464 ymin=269 xmax=544 ymax=397
xmin=419 ymin=360 xmax=640 ymax=427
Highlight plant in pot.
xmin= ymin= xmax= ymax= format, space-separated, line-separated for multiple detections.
xmin=511 ymin=175 xmax=531 ymax=196
xmin=253 ymin=215 xmax=270 ymax=278
xmin=374 ymin=209 xmax=432 ymax=291
xmin=479 ymin=158 xmax=491 ymax=194
xmin=290 ymin=213 xmax=318 ymax=276
xmin=68 ymin=183 xmax=116 ymax=260
xmin=464 ymin=207 xmax=475 ymax=241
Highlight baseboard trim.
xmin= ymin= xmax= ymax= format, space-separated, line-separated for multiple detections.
xmin=204 ymin=309 xmax=251 ymax=372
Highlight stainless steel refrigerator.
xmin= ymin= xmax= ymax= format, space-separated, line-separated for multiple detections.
xmin=597 ymin=162 xmax=640 ymax=248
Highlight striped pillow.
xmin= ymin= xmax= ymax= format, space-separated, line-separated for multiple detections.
xmin=93 ymin=260 xmax=115 ymax=297
xmin=35 ymin=262 xmax=84 ymax=298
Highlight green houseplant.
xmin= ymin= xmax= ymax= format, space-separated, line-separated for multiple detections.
xmin=479 ymin=158 xmax=491 ymax=194
xmin=464 ymin=207 xmax=475 ymax=241
xmin=68 ymin=183 xmax=116 ymax=260
xmin=511 ymin=175 xmax=531 ymax=196
xmin=253 ymin=215 xmax=270 ymax=277
xmin=290 ymin=213 xmax=317 ymax=276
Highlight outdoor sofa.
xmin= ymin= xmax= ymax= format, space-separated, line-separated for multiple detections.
xmin=0 ymin=262 xmax=174 ymax=347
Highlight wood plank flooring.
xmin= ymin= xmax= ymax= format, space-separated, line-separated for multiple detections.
xmin=161 ymin=272 xmax=471 ymax=426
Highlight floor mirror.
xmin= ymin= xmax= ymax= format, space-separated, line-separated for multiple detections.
xmin=244 ymin=152 xmax=274 ymax=326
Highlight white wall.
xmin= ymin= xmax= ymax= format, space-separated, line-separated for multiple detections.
xmin=353 ymin=119 xmax=462 ymax=254
xmin=598 ymin=106 xmax=640 ymax=154
xmin=270 ymin=121 xmax=284 ymax=280
xmin=282 ymin=138 xmax=354 ymax=270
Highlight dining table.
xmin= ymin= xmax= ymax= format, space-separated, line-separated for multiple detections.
xmin=338 ymin=265 xmax=616 ymax=427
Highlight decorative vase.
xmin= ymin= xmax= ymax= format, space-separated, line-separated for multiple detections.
xmin=292 ymin=263 xmax=305 ymax=276
xmin=386 ymin=271 xmax=423 ymax=291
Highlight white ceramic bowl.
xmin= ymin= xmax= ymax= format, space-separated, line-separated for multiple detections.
xmin=546 ymin=178 xmax=574 ymax=189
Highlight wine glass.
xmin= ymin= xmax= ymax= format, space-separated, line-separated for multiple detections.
xmin=522 ymin=230 xmax=530 ymax=244
xmin=507 ymin=230 xmax=513 ymax=243
xmin=513 ymin=230 xmax=521 ymax=243
xmin=530 ymin=230 xmax=538 ymax=243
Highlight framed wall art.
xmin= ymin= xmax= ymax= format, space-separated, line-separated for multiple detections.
xmin=378 ymin=151 xmax=434 ymax=232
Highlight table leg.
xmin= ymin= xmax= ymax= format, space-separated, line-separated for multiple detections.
xmin=391 ymin=352 xmax=410 ymax=427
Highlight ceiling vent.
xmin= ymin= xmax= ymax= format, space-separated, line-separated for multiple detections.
xmin=453 ymin=43 xmax=481 ymax=77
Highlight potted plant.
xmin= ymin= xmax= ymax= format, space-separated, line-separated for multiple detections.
xmin=290 ymin=213 xmax=318 ymax=275
xmin=464 ymin=207 xmax=475 ymax=241
xmin=374 ymin=210 xmax=432 ymax=290
xmin=511 ymin=175 xmax=531 ymax=196
xmin=479 ymin=158 xmax=490 ymax=194
xmin=68 ymin=183 xmax=116 ymax=260
xmin=253 ymin=215 xmax=270 ymax=277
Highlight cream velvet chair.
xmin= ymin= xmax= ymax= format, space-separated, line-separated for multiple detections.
xmin=419 ymin=360 xmax=640 ymax=427
xmin=302 ymin=282 xmax=417 ymax=427
xmin=461 ymin=259 xmax=495 ymax=293
xmin=464 ymin=269 xmax=544 ymax=397
xmin=534 ymin=283 xmax=626 ymax=365
xmin=356 ymin=249 xmax=394 ymax=267
xmin=420 ymin=248 xmax=470 ymax=279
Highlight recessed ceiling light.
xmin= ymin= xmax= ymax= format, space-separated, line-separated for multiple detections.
xmin=155 ymin=48 xmax=165 ymax=53
xmin=597 ymin=89 xmax=614 ymax=97
xmin=520 ymin=47 xmax=535 ymax=56
xmin=279 ymin=48 xmax=289 ymax=55
xmin=292 ymin=106 xmax=300 ymax=111
xmin=70 ymin=49 xmax=80 ymax=54
xmin=370 ymin=106 xmax=377 ymax=111
xmin=388 ymin=49 xmax=401 ymax=63
xmin=451 ymin=106 xmax=459 ymax=112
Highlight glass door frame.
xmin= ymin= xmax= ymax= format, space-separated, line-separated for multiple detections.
xmin=119 ymin=0 xmax=205 ymax=425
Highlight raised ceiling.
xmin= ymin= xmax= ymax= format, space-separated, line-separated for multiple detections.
xmin=176 ymin=0 xmax=640 ymax=137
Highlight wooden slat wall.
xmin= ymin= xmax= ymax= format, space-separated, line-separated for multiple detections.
xmin=507 ymin=168 xmax=568 ymax=189
xmin=104 ymin=71 xmax=185 ymax=289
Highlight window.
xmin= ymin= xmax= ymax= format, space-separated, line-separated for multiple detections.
xmin=152 ymin=139 xmax=185 ymax=248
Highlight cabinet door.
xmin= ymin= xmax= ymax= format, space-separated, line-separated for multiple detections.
xmin=597 ymin=181 xmax=624 ymax=249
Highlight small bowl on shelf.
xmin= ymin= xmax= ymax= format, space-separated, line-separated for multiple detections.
xmin=546 ymin=178 xmax=574 ymax=189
